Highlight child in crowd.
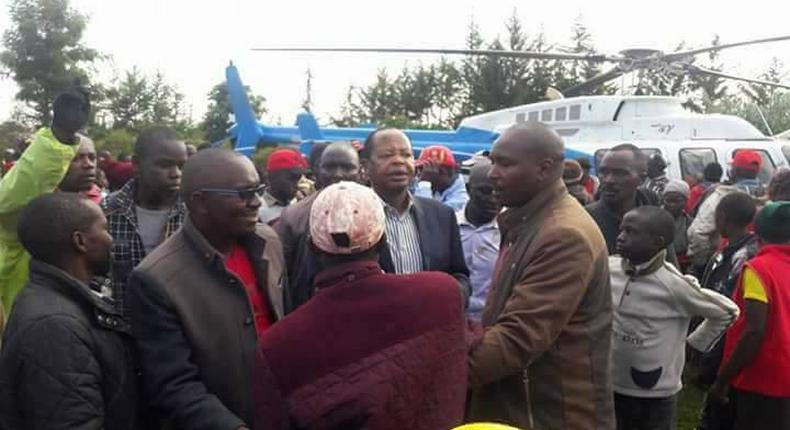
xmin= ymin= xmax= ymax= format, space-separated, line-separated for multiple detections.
xmin=610 ymin=206 xmax=739 ymax=430
xmin=711 ymin=201 xmax=790 ymax=430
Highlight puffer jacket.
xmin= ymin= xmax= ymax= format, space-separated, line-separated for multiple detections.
xmin=0 ymin=260 xmax=144 ymax=430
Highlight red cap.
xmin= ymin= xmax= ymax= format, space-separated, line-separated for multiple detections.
xmin=416 ymin=145 xmax=456 ymax=168
xmin=732 ymin=150 xmax=762 ymax=173
xmin=266 ymin=149 xmax=307 ymax=173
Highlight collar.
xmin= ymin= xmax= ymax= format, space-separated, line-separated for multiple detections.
xmin=497 ymin=179 xmax=566 ymax=233
xmin=263 ymin=190 xmax=293 ymax=207
xmin=379 ymin=191 xmax=415 ymax=217
xmin=106 ymin=179 xmax=185 ymax=222
xmin=457 ymin=204 xmax=498 ymax=230
xmin=622 ymin=249 xmax=667 ymax=277
xmin=28 ymin=260 xmax=128 ymax=331
xmin=183 ymin=217 xmax=230 ymax=263
xmin=314 ymin=260 xmax=384 ymax=290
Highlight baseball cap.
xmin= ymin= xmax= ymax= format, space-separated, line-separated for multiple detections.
xmin=416 ymin=145 xmax=457 ymax=168
xmin=267 ymin=148 xmax=308 ymax=173
xmin=310 ymin=181 xmax=385 ymax=255
xmin=732 ymin=150 xmax=762 ymax=173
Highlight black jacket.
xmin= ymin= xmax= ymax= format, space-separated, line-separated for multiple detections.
xmin=379 ymin=196 xmax=471 ymax=301
xmin=0 ymin=260 xmax=144 ymax=430
xmin=128 ymin=219 xmax=285 ymax=430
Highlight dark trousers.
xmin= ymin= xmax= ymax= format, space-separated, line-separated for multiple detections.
xmin=615 ymin=392 xmax=677 ymax=430
xmin=733 ymin=389 xmax=790 ymax=430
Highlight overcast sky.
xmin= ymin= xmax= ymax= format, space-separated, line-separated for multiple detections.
xmin=1 ymin=0 xmax=789 ymax=127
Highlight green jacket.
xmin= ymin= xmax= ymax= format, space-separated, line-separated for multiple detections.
xmin=0 ymin=127 xmax=75 ymax=314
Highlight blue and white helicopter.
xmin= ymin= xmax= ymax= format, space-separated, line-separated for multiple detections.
xmin=228 ymin=35 xmax=790 ymax=180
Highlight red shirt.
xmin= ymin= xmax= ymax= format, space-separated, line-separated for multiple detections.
xmin=225 ymin=245 xmax=272 ymax=336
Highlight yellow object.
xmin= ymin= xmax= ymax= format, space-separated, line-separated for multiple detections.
xmin=742 ymin=267 xmax=769 ymax=303
xmin=453 ymin=424 xmax=522 ymax=430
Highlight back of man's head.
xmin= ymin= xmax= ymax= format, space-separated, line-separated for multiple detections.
xmin=704 ymin=162 xmax=724 ymax=183
xmin=769 ymin=167 xmax=790 ymax=201
xmin=716 ymin=192 xmax=756 ymax=229
xmin=756 ymin=201 xmax=790 ymax=244
xmin=52 ymin=85 xmax=91 ymax=132
xmin=18 ymin=193 xmax=100 ymax=266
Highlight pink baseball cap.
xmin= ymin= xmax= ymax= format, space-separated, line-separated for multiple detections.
xmin=310 ymin=181 xmax=385 ymax=255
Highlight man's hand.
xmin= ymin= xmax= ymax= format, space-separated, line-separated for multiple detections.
xmin=708 ymin=379 xmax=730 ymax=404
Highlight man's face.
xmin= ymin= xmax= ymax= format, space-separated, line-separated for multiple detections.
xmin=598 ymin=151 xmax=642 ymax=208
xmin=365 ymin=131 xmax=415 ymax=194
xmin=468 ymin=174 xmax=501 ymax=221
xmin=136 ymin=140 xmax=188 ymax=200
xmin=268 ymin=168 xmax=303 ymax=203
xmin=199 ymin=158 xmax=263 ymax=238
xmin=662 ymin=192 xmax=687 ymax=218
xmin=488 ymin=134 xmax=542 ymax=208
xmin=318 ymin=148 xmax=360 ymax=187
xmin=59 ymin=138 xmax=97 ymax=192
xmin=616 ymin=211 xmax=661 ymax=263
xmin=81 ymin=203 xmax=113 ymax=276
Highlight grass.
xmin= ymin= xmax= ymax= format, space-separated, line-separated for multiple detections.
xmin=678 ymin=383 xmax=706 ymax=430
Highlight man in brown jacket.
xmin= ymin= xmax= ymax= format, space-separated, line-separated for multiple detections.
xmin=467 ymin=122 xmax=615 ymax=430
xmin=129 ymin=149 xmax=286 ymax=430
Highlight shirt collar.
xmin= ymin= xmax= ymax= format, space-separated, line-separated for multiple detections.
xmin=622 ymin=249 xmax=667 ymax=276
xmin=379 ymin=192 xmax=415 ymax=217
xmin=457 ymin=204 xmax=498 ymax=230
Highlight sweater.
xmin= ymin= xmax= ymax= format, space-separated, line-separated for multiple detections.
xmin=610 ymin=251 xmax=739 ymax=397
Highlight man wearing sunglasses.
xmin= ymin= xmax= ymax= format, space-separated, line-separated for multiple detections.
xmin=128 ymin=148 xmax=285 ymax=430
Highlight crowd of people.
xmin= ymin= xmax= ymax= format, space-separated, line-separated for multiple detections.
xmin=0 ymin=86 xmax=788 ymax=430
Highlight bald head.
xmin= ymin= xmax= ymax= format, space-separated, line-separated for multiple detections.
xmin=489 ymin=122 xmax=566 ymax=207
xmin=468 ymin=157 xmax=493 ymax=186
xmin=181 ymin=148 xmax=257 ymax=199
xmin=499 ymin=122 xmax=564 ymax=162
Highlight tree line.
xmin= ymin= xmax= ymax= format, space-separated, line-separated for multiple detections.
xmin=0 ymin=0 xmax=788 ymax=155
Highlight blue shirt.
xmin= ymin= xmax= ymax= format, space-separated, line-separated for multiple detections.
xmin=456 ymin=205 xmax=500 ymax=321
xmin=415 ymin=174 xmax=469 ymax=212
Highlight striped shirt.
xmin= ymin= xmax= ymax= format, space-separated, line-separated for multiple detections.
xmin=382 ymin=197 xmax=423 ymax=274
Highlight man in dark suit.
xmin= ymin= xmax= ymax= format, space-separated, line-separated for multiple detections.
xmin=361 ymin=128 xmax=470 ymax=301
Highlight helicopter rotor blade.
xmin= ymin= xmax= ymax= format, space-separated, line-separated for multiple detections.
xmin=562 ymin=66 xmax=626 ymax=97
xmin=252 ymin=47 xmax=621 ymax=63
xmin=683 ymin=64 xmax=790 ymax=90
xmin=663 ymin=35 xmax=790 ymax=62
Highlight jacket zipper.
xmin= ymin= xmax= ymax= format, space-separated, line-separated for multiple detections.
xmin=618 ymin=277 xmax=632 ymax=307
xmin=523 ymin=369 xmax=535 ymax=429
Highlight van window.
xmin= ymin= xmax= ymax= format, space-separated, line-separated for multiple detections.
xmin=782 ymin=145 xmax=790 ymax=164
xmin=733 ymin=149 xmax=776 ymax=184
xmin=680 ymin=148 xmax=717 ymax=182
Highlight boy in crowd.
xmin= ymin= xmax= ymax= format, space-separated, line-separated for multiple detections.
xmin=711 ymin=202 xmax=790 ymax=430
xmin=695 ymin=192 xmax=759 ymax=429
xmin=610 ymin=206 xmax=739 ymax=430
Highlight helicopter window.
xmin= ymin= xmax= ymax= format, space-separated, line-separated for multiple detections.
xmin=782 ymin=145 xmax=790 ymax=165
xmin=569 ymin=105 xmax=581 ymax=120
xmin=529 ymin=111 xmax=539 ymax=121
xmin=732 ymin=149 xmax=776 ymax=184
xmin=680 ymin=148 xmax=717 ymax=182
xmin=555 ymin=107 xmax=567 ymax=121
xmin=541 ymin=110 xmax=553 ymax=122
xmin=516 ymin=113 xmax=526 ymax=123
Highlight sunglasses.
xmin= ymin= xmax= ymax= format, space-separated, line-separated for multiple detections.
xmin=198 ymin=184 xmax=266 ymax=201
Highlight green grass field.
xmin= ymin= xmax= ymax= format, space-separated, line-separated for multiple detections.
xmin=678 ymin=384 xmax=706 ymax=430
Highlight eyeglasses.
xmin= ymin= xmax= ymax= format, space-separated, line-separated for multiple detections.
xmin=197 ymin=184 xmax=265 ymax=202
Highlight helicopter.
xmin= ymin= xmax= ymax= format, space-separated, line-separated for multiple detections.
xmin=227 ymin=34 xmax=790 ymax=181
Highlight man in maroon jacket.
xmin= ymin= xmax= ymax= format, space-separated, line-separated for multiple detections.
xmin=254 ymin=181 xmax=468 ymax=430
